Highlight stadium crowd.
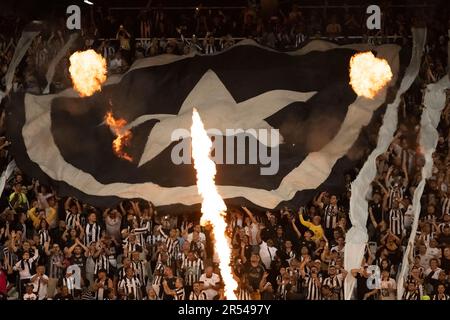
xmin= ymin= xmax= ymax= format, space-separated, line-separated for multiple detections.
xmin=0 ymin=1 xmax=450 ymax=300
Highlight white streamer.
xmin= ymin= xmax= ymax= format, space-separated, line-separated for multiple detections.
xmin=344 ymin=28 xmax=427 ymax=300
xmin=0 ymin=160 xmax=17 ymax=197
xmin=396 ymin=75 xmax=450 ymax=299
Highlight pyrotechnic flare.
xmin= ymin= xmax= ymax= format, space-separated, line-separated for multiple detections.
xmin=190 ymin=108 xmax=238 ymax=300
xmin=69 ymin=49 xmax=107 ymax=97
xmin=349 ymin=51 xmax=392 ymax=99
xmin=105 ymin=111 xmax=133 ymax=162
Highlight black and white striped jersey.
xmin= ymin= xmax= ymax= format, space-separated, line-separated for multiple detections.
xmin=189 ymin=291 xmax=207 ymax=300
xmin=85 ymin=223 xmax=101 ymax=245
xmin=323 ymin=204 xmax=339 ymax=230
xmin=388 ymin=208 xmax=405 ymax=236
xmin=119 ymin=276 xmax=142 ymax=300
xmin=132 ymin=260 xmax=147 ymax=286
xmin=322 ymin=274 xmax=344 ymax=300
xmin=181 ymin=258 xmax=204 ymax=286
xmin=303 ymin=275 xmax=322 ymax=300
xmin=174 ymin=287 xmax=185 ymax=300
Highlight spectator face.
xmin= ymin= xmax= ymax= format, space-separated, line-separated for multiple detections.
xmin=205 ymin=266 xmax=213 ymax=276
xmin=131 ymin=252 xmax=140 ymax=261
xmin=52 ymin=244 xmax=60 ymax=253
xmin=330 ymin=195 xmax=337 ymax=205
xmin=23 ymin=242 xmax=30 ymax=251
xmin=193 ymin=282 xmax=200 ymax=292
xmin=187 ymin=251 xmax=195 ymax=260
xmin=411 ymin=267 xmax=420 ymax=278
xmin=444 ymin=247 xmax=450 ymax=258
xmin=430 ymin=259 xmax=438 ymax=269
xmin=98 ymin=270 xmax=106 ymax=279
xmin=304 ymin=231 xmax=312 ymax=240
xmin=126 ymin=268 xmax=134 ymax=278
xmin=14 ymin=183 xmax=22 ymax=192
xmin=276 ymin=227 xmax=283 ymax=237
xmin=36 ymin=265 xmax=44 ymax=275
xmin=328 ymin=266 xmax=336 ymax=276
xmin=74 ymin=246 xmax=81 ymax=255
xmin=250 ymin=254 xmax=260 ymax=266
xmin=430 ymin=239 xmax=438 ymax=248
xmin=88 ymin=213 xmax=97 ymax=223
xmin=438 ymin=284 xmax=446 ymax=294
xmin=123 ymin=257 xmax=131 ymax=267
xmin=285 ymin=240 xmax=292 ymax=249
xmin=313 ymin=215 xmax=321 ymax=225
xmin=407 ymin=282 xmax=416 ymax=292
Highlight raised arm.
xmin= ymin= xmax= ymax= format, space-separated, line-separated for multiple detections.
xmin=291 ymin=215 xmax=301 ymax=239
xmin=242 ymin=207 xmax=257 ymax=225
xmin=314 ymin=192 xmax=326 ymax=208
xmin=64 ymin=197 xmax=72 ymax=211
xmin=298 ymin=208 xmax=313 ymax=229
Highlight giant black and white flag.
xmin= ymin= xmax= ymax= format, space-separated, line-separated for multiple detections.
xmin=6 ymin=39 xmax=411 ymax=211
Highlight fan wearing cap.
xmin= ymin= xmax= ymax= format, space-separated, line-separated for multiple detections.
xmin=323 ymin=264 xmax=347 ymax=300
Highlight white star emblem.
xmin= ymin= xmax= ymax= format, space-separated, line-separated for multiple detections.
xmin=125 ymin=69 xmax=317 ymax=166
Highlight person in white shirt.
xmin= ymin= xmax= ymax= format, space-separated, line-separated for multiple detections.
xmin=187 ymin=224 xmax=206 ymax=243
xmin=199 ymin=266 xmax=221 ymax=300
xmin=23 ymin=284 xmax=37 ymax=300
xmin=424 ymin=258 xmax=442 ymax=280
xmin=14 ymin=247 xmax=39 ymax=297
xmin=242 ymin=207 xmax=260 ymax=246
xmin=379 ymin=270 xmax=396 ymax=300
xmin=426 ymin=238 xmax=441 ymax=260
xmin=30 ymin=265 xmax=49 ymax=300
xmin=259 ymin=239 xmax=277 ymax=270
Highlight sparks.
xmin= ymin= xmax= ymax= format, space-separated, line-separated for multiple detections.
xmin=105 ymin=111 xmax=133 ymax=162
xmin=349 ymin=51 xmax=393 ymax=99
xmin=190 ymin=108 xmax=238 ymax=300
xmin=69 ymin=49 xmax=107 ymax=97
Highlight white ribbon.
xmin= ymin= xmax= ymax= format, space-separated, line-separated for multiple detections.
xmin=396 ymin=75 xmax=450 ymax=299
xmin=344 ymin=28 xmax=427 ymax=300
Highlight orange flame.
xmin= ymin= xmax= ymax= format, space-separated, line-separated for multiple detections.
xmin=349 ymin=51 xmax=393 ymax=99
xmin=105 ymin=111 xmax=133 ymax=162
xmin=69 ymin=50 xmax=107 ymax=97
xmin=191 ymin=109 xmax=238 ymax=300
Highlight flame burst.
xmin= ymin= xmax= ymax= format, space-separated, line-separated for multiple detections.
xmin=191 ymin=109 xmax=238 ymax=300
xmin=105 ymin=112 xmax=133 ymax=162
xmin=349 ymin=51 xmax=393 ymax=99
xmin=69 ymin=49 xmax=107 ymax=97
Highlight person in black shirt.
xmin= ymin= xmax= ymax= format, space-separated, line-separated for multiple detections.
xmin=162 ymin=266 xmax=177 ymax=300
xmin=351 ymin=265 xmax=378 ymax=300
xmin=243 ymin=254 xmax=265 ymax=291
xmin=368 ymin=192 xmax=384 ymax=240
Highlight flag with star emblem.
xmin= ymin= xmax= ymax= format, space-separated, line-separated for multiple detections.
xmin=6 ymin=40 xmax=412 ymax=212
